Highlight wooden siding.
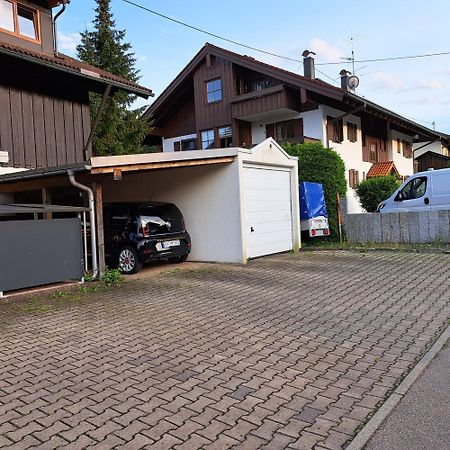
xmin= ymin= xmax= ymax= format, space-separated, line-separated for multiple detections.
xmin=0 ymin=85 xmax=91 ymax=168
xmin=416 ymin=152 xmax=450 ymax=172
xmin=362 ymin=135 xmax=389 ymax=163
xmin=163 ymin=96 xmax=196 ymax=138
xmin=193 ymin=55 xmax=234 ymax=131
xmin=231 ymin=86 xmax=301 ymax=119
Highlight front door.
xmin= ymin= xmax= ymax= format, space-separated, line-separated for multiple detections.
xmin=238 ymin=121 xmax=252 ymax=148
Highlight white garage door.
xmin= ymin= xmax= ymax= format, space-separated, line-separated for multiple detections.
xmin=243 ymin=166 xmax=293 ymax=258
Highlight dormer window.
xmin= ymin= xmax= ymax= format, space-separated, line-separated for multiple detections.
xmin=0 ymin=0 xmax=40 ymax=42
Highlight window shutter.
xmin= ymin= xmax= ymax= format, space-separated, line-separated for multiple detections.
xmin=349 ymin=169 xmax=354 ymax=188
xmin=266 ymin=123 xmax=275 ymax=139
xmin=292 ymin=118 xmax=304 ymax=140
xmin=355 ymin=170 xmax=360 ymax=186
xmin=326 ymin=116 xmax=334 ymax=145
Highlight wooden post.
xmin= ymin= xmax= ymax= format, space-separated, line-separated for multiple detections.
xmin=41 ymin=187 xmax=52 ymax=220
xmin=94 ymin=182 xmax=106 ymax=276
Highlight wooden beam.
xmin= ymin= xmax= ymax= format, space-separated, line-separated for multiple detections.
xmin=94 ymin=182 xmax=106 ymax=277
xmin=41 ymin=187 xmax=52 ymax=220
xmin=90 ymin=156 xmax=235 ymax=175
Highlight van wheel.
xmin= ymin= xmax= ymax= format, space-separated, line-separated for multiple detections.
xmin=169 ymin=254 xmax=188 ymax=264
xmin=118 ymin=246 xmax=143 ymax=274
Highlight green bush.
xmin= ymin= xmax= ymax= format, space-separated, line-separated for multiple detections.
xmin=355 ymin=176 xmax=400 ymax=212
xmin=100 ymin=267 xmax=123 ymax=286
xmin=283 ymin=142 xmax=347 ymax=238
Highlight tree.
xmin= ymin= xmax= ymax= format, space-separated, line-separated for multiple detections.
xmin=355 ymin=176 xmax=400 ymax=212
xmin=77 ymin=0 xmax=149 ymax=156
xmin=283 ymin=142 xmax=347 ymax=238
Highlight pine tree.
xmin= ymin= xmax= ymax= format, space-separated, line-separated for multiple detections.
xmin=77 ymin=0 xmax=149 ymax=156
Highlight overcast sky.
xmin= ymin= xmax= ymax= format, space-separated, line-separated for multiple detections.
xmin=58 ymin=0 xmax=450 ymax=132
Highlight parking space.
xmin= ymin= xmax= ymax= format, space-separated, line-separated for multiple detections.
xmin=0 ymin=251 xmax=449 ymax=449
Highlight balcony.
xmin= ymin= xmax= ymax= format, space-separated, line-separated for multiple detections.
xmin=231 ymin=85 xmax=301 ymax=122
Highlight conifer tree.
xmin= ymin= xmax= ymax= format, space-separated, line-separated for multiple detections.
xmin=77 ymin=0 xmax=149 ymax=156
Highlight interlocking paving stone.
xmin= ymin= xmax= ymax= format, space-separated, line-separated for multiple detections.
xmin=0 ymin=251 xmax=449 ymax=449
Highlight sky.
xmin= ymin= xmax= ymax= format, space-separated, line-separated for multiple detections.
xmin=58 ymin=0 xmax=450 ymax=133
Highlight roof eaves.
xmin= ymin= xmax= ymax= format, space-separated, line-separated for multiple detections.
xmin=0 ymin=46 xmax=153 ymax=99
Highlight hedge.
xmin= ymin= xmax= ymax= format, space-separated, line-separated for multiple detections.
xmin=283 ymin=142 xmax=347 ymax=238
xmin=355 ymin=176 xmax=400 ymax=212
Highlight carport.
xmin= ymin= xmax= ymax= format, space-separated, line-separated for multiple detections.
xmin=93 ymin=138 xmax=300 ymax=264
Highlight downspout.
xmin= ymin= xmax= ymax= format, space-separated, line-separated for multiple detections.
xmin=67 ymin=170 xmax=98 ymax=279
xmin=52 ymin=0 xmax=69 ymax=56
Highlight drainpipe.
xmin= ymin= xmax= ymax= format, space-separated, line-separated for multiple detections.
xmin=67 ymin=170 xmax=98 ymax=279
xmin=52 ymin=0 xmax=69 ymax=56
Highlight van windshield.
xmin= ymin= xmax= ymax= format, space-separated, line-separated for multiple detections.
xmin=396 ymin=177 xmax=427 ymax=201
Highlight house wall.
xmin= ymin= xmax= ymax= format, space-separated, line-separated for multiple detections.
xmin=389 ymin=129 xmax=414 ymax=177
xmin=193 ymin=56 xmax=234 ymax=132
xmin=320 ymin=105 xmax=370 ymax=214
xmin=163 ymin=95 xmax=196 ymax=139
xmin=0 ymin=85 xmax=91 ymax=169
xmin=0 ymin=1 xmax=54 ymax=54
xmin=102 ymin=161 xmax=245 ymax=264
xmin=162 ymin=133 xmax=197 ymax=152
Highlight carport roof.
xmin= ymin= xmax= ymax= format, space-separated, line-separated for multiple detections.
xmin=0 ymin=203 xmax=89 ymax=214
xmin=90 ymin=148 xmax=238 ymax=174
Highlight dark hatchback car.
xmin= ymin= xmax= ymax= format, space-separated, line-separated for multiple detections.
xmin=103 ymin=202 xmax=191 ymax=274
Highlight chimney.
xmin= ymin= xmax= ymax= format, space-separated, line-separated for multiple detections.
xmin=340 ymin=69 xmax=350 ymax=91
xmin=302 ymin=50 xmax=316 ymax=79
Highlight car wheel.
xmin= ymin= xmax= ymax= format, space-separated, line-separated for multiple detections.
xmin=118 ymin=246 xmax=143 ymax=274
xmin=169 ymin=254 xmax=188 ymax=264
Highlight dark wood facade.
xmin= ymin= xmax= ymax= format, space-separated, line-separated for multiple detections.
xmin=0 ymin=85 xmax=91 ymax=168
xmin=416 ymin=151 xmax=450 ymax=172
xmin=361 ymin=115 xmax=389 ymax=163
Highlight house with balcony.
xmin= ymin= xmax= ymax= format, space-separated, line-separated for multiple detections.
xmin=144 ymin=43 xmax=446 ymax=213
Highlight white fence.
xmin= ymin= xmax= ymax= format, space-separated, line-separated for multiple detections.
xmin=347 ymin=210 xmax=450 ymax=244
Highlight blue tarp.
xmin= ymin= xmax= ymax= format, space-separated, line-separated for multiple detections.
xmin=299 ymin=182 xmax=328 ymax=220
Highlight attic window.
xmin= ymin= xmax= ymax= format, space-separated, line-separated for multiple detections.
xmin=0 ymin=0 xmax=40 ymax=42
xmin=206 ymin=78 xmax=222 ymax=103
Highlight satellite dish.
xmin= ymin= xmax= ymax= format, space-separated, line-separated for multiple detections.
xmin=348 ymin=75 xmax=360 ymax=90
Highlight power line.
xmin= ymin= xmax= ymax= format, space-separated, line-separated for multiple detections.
xmin=121 ymin=0 xmax=450 ymax=77
xmin=316 ymin=51 xmax=450 ymax=65
xmin=121 ymin=0 xmax=303 ymax=64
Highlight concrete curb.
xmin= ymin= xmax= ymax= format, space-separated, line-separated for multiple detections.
xmin=345 ymin=323 xmax=450 ymax=450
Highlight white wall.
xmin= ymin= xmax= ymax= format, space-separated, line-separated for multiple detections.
xmin=302 ymin=107 xmax=324 ymax=141
xmin=162 ymin=133 xmax=197 ymax=152
xmin=389 ymin=130 xmax=414 ymax=177
xmin=320 ymin=105 xmax=369 ymax=214
xmin=102 ymin=162 xmax=245 ymax=264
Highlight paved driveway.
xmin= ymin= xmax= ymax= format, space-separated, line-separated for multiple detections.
xmin=0 ymin=251 xmax=449 ymax=450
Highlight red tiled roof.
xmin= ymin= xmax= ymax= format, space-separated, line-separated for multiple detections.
xmin=0 ymin=40 xmax=152 ymax=98
xmin=366 ymin=161 xmax=400 ymax=178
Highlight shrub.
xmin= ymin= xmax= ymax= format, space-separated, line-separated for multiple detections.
xmin=100 ymin=267 xmax=123 ymax=286
xmin=283 ymin=142 xmax=347 ymax=238
xmin=355 ymin=176 xmax=400 ymax=212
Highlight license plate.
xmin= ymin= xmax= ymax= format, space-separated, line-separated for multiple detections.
xmin=162 ymin=240 xmax=180 ymax=249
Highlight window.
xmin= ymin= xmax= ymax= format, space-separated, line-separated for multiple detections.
xmin=396 ymin=138 xmax=402 ymax=153
xmin=370 ymin=143 xmax=377 ymax=162
xmin=0 ymin=0 xmax=14 ymax=32
xmin=327 ymin=116 xmax=343 ymax=143
xmin=347 ymin=122 xmax=357 ymax=142
xmin=396 ymin=176 xmax=427 ymax=201
xmin=348 ymin=169 xmax=360 ymax=188
xmin=276 ymin=121 xmax=295 ymax=141
xmin=181 ymin=139 xmax=196 ymax=151
xmin=206 ymin=78 xmax=222 ymax=103
xmin=201 ymin=129 xmax=215 ymax=149
xmin=218 ymin=126 xmax=232 ymax=147
xmin=403 ymin=140 xmax=412 ymax=158
xmin=0 ymin=0 xmax=39 ymax=41
xmin=251 ymin=79 xmax=267 ymax=91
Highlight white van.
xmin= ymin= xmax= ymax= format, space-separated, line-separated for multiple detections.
xmin=377 ymin=168 xmax=450 ymax=213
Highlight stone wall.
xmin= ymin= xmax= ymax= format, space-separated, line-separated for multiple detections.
xmin=347 ymin=210 xmax=450 ymax=244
